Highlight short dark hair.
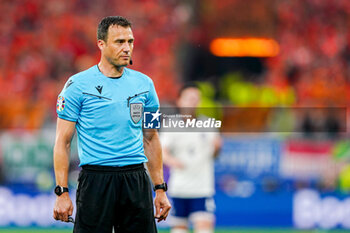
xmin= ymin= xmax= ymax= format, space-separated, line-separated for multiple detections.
xmin=97 ymin=16 xmax=132 ymax=41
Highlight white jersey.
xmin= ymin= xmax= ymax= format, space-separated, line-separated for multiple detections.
xmin=161 ymin=131 xmax=219 ymax=198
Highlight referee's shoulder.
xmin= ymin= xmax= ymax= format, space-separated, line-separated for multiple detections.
xmin=125 ymin=67 xmax=154 ymax=83
xmin=61 ymin=66 xmax=96 ymax=93
xmin=69 ymin=66 xmax=96 ymax=82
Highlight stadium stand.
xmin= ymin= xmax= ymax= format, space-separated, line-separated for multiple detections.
xmin=0 ymin=0 xmax=184 ymax=129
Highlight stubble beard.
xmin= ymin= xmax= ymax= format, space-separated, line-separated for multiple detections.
xmin=106 ymin=56 xmax=127 ymax=71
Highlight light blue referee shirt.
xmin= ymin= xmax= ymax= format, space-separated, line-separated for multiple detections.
xmin=56 ymin=65 xmax=159 ymax=166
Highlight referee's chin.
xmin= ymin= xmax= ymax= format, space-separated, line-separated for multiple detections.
xmin=120 ymin=60 xmax=130 ymax=67
xmin=113 ymin=62 xmax=129 ymax=69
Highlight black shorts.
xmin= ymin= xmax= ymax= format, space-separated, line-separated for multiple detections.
xmin=73 ymin=163 xmax=157 ymax=233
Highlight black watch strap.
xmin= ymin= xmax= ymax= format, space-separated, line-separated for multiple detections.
xmin=154 ymin=182 xmax=168 ymax=191
xmin=54 ymin=185 xmax=69 ymax=196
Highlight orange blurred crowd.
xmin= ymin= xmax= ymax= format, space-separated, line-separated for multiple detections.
xmin=209 ymin=0 xmax=350 ymax=109
xmin=0 ymin=0 xmax=183 ymax=129
xmin=271 ymin=0 xmax=350 ymax=107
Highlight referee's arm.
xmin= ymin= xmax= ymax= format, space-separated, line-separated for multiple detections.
xmin=53 ymin=118 xmax=75 ymax=222
xmin=143 ymin=129 xmax=171 ymax=222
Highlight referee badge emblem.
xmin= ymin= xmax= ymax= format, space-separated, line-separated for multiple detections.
xmin=130 ymin=103 xmax=143 ymax=123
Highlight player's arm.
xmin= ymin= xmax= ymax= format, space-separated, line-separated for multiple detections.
xmin=143 ymin=128 xmax=171 ymax=222
xmin=53 ymin=118 xmax=75 ymax=222
xmin=213 ymin=136 xmax=222 ymax=158
xmin=162 ymin=147 xmax=184 ymax=169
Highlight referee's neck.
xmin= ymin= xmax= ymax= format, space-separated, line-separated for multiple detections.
xmin=98 ymin=61 xmax=125 ymax=77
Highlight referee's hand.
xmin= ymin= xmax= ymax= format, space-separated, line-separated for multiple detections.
xmin=53 ymin=193 xmax=74 ymax=222
xmin=154 ymin=190 xmax=171 ymax=222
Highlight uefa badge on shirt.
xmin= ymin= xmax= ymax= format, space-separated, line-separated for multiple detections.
xmin=143 ymin=109 xmax=161 ymax=129
xmin=130 ymin=103 xmax=143 ymax=123
xmin=57 ymin=96 xmax=65 ymax=112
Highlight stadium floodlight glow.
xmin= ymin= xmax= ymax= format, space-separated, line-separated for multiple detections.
xmin=210 ymin=37 xmax=280 ymax=57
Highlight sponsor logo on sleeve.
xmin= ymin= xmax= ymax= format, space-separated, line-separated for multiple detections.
xmin=56 ymin=96 xmax=65 ymax=112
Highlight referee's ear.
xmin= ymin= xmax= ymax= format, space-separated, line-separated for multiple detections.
xmin=97 ymin=39 xmax=106 ymax=51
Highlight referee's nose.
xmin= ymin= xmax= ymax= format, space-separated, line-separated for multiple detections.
xmin=122 ymin=42 xmax=131 ymax=54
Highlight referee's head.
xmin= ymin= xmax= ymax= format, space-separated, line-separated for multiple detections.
xmin=97 ymin=16 xmax=132 ymax=42
xmin=97 ymin=16 xmax=134 ymax=68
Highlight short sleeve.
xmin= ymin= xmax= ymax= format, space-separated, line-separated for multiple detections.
xmin=145 ymin=80 xmax=159 ymax=109
xmin=56 ymin=78 xmax=82 ymax=122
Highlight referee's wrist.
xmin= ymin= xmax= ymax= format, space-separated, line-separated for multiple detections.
xmin=58 ymin=192 xmax=70 ymax=198
xmin=153 ymin=182 xmax=168 ymax=192
xmin=155 ymin=189 xmax=166 ymax=195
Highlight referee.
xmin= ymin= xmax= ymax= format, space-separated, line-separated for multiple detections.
xmin=53 ymin=16 xmax=171 ymax=233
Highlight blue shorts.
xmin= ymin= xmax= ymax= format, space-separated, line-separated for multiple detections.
xmin=171 ymin=197 xmax=215 ymax=218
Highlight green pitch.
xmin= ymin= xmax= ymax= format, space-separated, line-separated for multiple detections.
xmin=1 ymin=229 xmax=350 ymax=233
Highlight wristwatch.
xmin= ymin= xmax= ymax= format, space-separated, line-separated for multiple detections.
xmin=154 ymin=182 xmax=168 ymax=191
xmin=54 ymin=185 xmax=69 ymax=196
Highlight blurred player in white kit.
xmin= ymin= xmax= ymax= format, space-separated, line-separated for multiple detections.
xmin=161 ymin=83 xmax=222 ymax=233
